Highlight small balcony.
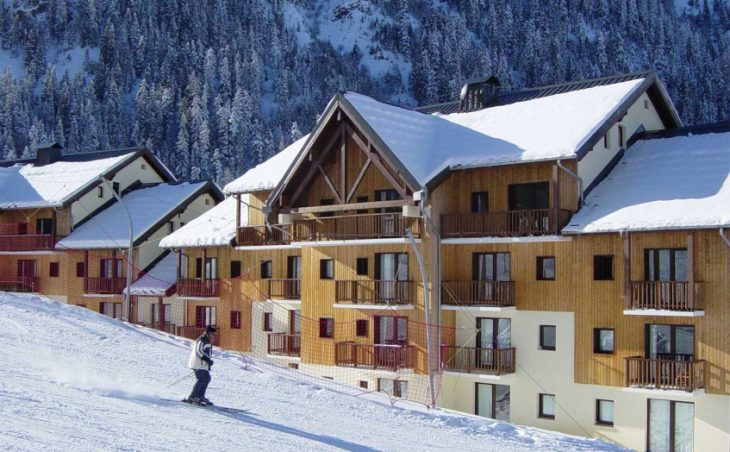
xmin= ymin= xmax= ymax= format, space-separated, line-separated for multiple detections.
xmin=335 ymin=342 xmax=414 ymax=371
xmin=628 ymin=281 xmax=701 ymax=312
xmin=441 ymin=209 xmax=572 ymax=238
xmin=177 ymin=279 xmax=220 ymax=298
xmin=177 ymin=325 xmax=221 ymax=346
xmin=293 ymin=213 xmax=420 ymax=241
xmin=237 ymin=225 xmax=290 ymax=247
xmin=441 ymin=346 xmax=516 ymax=375
xmin=625 ymin=357 xmax=705 ymax=392
xmin=0 ymin=233 xmax=56 ymax=251
xmin=267 ymin=333 xmax=301 ymax=357
xmin=441 ymin=280 xmax=515 ymax=308
xmin=335 ymin=280 xmax=415 ymax=306
xmin=0 ymin=276 xmax=38 ymax=292
xmin=263 ymin=278 xmax=301 ymax=300
xmin=85 ymin=277 xmax=126 ymax=295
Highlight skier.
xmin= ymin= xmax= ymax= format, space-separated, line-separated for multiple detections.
xmin=184 ymin=325 xmax=216 ymax=406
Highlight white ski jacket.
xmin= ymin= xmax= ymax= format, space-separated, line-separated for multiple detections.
xmin=188 ymin=334 xmax=213 ymax=370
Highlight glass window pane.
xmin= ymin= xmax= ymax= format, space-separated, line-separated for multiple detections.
xmin=541 ymin=326 xmax=556 ymax=349
xmin=675 ymin=326 xmax=695 ymax=358
xmin=495 ymin=384 xmax=510 ymax=422
xmin=674 ymin=250 xmax=688 ymax=281
xmin=497 ymin=319 xmax=511 ymax=349
xmin=659 ymin=250 xmax=671 ymax=281
xmin=497 ymin=254 xmax=510 ymax=281
xmin=541 ymin=394 xmax=555 ymax=417
xmin=597 ymin=400 xmax=614 ymax=424
xmin=648 ymin=325 xmax=672 ymax=359
xmin=674 ymin=402 xmax=694 ymax=452
xmin=649 ymin=399 xmax=670 ymax=452
xmin=476 ymin=384 xmax=494 ymax=418
xmin=599 ymin=330 xmax=614 ymax=352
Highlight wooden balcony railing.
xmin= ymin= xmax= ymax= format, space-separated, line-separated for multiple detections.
xmin=138 ymin=322 xmax=177 ymax=335
xmin=177 ymin=325 xmax=221 ymax=346
xmin=335 ymin=342 xmax=414 ymax=370
xmin=625 ymin=357 xmax=705 ymax=392
xmin=0 ymin=222 xmax=29 ymax=235
xmin=293 ymin=213 xmax=420 ymax=241
xmin=441 ymin=346 xmax=516 ymax=375
xmin=177 ymin=279 xmax=220 ymax=298
xmin=629 ymin=281 xmax=700 ymax=311
xmin=0 ymin=234 xmax=56 ymax=251
xmin=0 ymin=276 xmax=39 ymax=292
xmin=335 ymin=280 xmax=415 ymax=305
xmin=441 ymin=209 xmax=573 ymax=238
xmin=86 ymin=277 xmax=126 ymax=294
xmin=441 ymin=280 xmax=515 ymax=307
xmin=237 ymin=225 xmax=291 ymax=246
xmin=264 ymin=279 xmax=301 ymax=300
xmin=267 ymin=333 xmax=301 ymax=356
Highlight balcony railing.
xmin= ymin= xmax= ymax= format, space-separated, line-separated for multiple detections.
xmin=625 ymin=357 xmax=705 ymax=392
xmin=441 ymin=280 xmax=515 ymax=307
xmin=441 ymin=209 xmax=573 ymax=238
xmin=177 ymin=325 xmax=221 ymax=346
xmin=86 ymin=277 xmax=126 ymax=294
xmin=237 ymin=225 xmax=291 ymax=246
xmin=335 ymin=280 xmax=415 ymax=305
xmin=0 ymin=234 xmax=56 ymax=251
xmin=0 ymin=276 xmax=39 ymax=292
xmin=335 ymin=342 xmax=414 ymax=370
xmin=293 ymin=213 xmax=420 ymax=241
xmin=0 ymin=222 xmax=29 ymax=235
xmin=441 ymin=346 xmax=516 ymax=375
xmin=177 ymin=279 xmax=220 ymax=298
xmin=267 ymin=333 xmax=301 ymax=357
xmin=629 ymin=281 xmax=700 ymax=311
xmin=138 ymin=322 xmax=177 ymax=335
xmin=264 ymin=279 xmax=301 ymax=300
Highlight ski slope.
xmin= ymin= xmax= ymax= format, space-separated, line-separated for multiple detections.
xmin=0 ymin=293 xmax=625 ymax=451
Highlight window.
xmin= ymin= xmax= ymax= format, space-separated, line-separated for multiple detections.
xmin=593 ymin=328 xmax=615 ymax=354
xmin=36 ymin=218 xmax=53 ymax=235
xmin=596 ymin=399 xmax=614 ymax=426
xmin=378 ymin=378 xmax=408 ymax=398
xmin=49 ymin=262 xmax=60 ymax=277
xmin=594 ymin=255 xmax=614 ymax=280
xmin=290 ymin=310 xmax=301 ymax=335
xmin=356 ymin=195 xmax=369 ymax=214
xmin=231 ymin=311 xmax=242 ymax=329
xmin=112 ymin=182 xmax=120 ymax=195
xmin=100 ymin=258 xmax=123 ymax=278
xmin=648 ymin=400 xmax=694 ymax=452
xmin=508 ymin=182 xmax=549 ymax=211
xmin=646 ymin=324 xmax=694 ymax=361
xmin=100 ymin=302 xmax=122 ymax=319
xmin=645 ymin=248 xmax=688 ymax=282
xmin=195 ymin=257 xmax=218 ymax=279
xmin=359 ymin=381 xmax=368 ymax=389
xmin=260 ymin=260 xmax=272 ymax=279
xmin=195 ymin=306 xmax=216 ymax=328
xmin=97 ymin=186 xmax=104 ymax=198
xmin=17 ymin=260 xmax=36 ymax=278
xmin=319 ymin=318 xmax=334 ymax=338
xmin=375 ymin=189 xmax=401 ymax=213
xmin=287 ymin=256 xmax=302 ymax=280
xmin=151 ymin=304 xmax=170 ymax=324
xmin=168 ymin=221 xmax=174 ymax=234
xmin=356 ymin=257 xmax=368 ymax=275
xmin=536 ymin=256 xmax=555 ymax=280
xmin=473 ymin=253 xmax=510 ymax=282
xmin=76 ymin=262 xmax=85 ymax=277
xmin=263 ymin=313 xmax=272 ymax=332
xmin=539 ymin=325 xmax=556 ymax=351
xmin=230 ymin=260 xmax=241 ymax=278
xmin=476 ymin=383 xmax=510 ymax=422
xmin=320 ymin=198 xmax=334 ymax=217
xmin=539 ymin=394 xmax=556 ymax=419
xmin=604 ymin=131 xmax=611 ymax=148
xmin=618 ymin=125 xmax=626 ymax=148
xmin=356 ymin=319 xmax=368 ymax=337
xmin=471 ymin=192 xmax=488 ymax=213
xmin=320 ymin=259 xmax=334 ymax=279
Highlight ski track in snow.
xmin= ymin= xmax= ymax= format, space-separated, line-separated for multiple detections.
xmin=0 ymin=293 xmax=627 ymax=451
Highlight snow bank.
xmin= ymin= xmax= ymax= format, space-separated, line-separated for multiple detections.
xmin=564 ymin=132 xmax=730 ymax=233
xmin=159 ymin=195 xmax=248 ymax=248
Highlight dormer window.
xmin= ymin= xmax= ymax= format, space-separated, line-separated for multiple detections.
xmin=618 ymin=125 xmax=626 ymax=148
xmin=97 ymin=186 xmax=104 ymax=198
xmin=603 ymin=130 xmax=611 ymax=149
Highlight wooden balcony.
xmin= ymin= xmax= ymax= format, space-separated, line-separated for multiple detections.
xmin=177 ymin=279 xmax=220 ymax=298
xmin=441 ymin=209 xmax=573 ymax=238
xmin=441 ymin=346 xmax=516 ymax=375
xmin=85 ymin=277 xmax=126 ymax=294
xmin=625 ymin=357 xmax=705 ymax=392
xmin=237 ymin=225 xmax=290 ymax=246
xmin=0 ymin=276 xmax=39 ymax=292
xmin=335 ymin=280 xmax=415 ymax=305
xmin=628 ymin=281 xmax=701 ymax=311
xmin=441 ymin=280 xmax=515 ymax=307
xmin=267 ymin=333 xmax=301 ymax=357
xmin=138 ymin=322 xmax=177 ymax=335
xmin=293 ymin=213 xmax=420 ymax=241
xmin=264 ymin=279 xmax=301 ymax=300
xmin=335 ymin=342 xmax=414 ymax=371
xmin=177 ymin=326 xmax=221 ymax=346
xmin=0 ymin=234 xmax=56 ymax=251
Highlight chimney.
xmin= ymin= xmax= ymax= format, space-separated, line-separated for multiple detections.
xmin=459 ymin=76 xmax=501 ymax=113
xmin=36 ymin=143 xmax=63 ymax=166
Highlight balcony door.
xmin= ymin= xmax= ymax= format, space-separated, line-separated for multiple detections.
xmin=290 ymin=310 xmax=301 ymax=335
xmin=287 ymin=255 xmax=302 ymax=297
xmin=375 ymin=189 xmax=401 ymax=235
xmin=195 ymin=257 xmax=218 ymax=279
xmin=100 ymin=259 xmax=123 ymax=278
xmin=195 ymin=306 xmax=216 ymax=328
xmin=646 ymin=325 xmax=694 ymax=361
xmin=477 ymin=317 xmax=511 ymax=369
xmin=472 ymin=253 xmax=509 ymax=301
xmin=375 ymin=253 xmax=408 ymax=301
xmin=648 ymin=399 xmax=694 ymax=452
xmin=16 ymin=259 xmax=36 ymax=278
xmin=35 ymin=218 xmax=53 ymax=235
xmin=507 ymin=182 xmax=549 ymax=233
xmin=645 ymin=249 xmax=688 ymax=282
xmin=476 ymin=383 xmax=510 ymax=422
xmin=374 ymin=315 xmax=408 ymax=367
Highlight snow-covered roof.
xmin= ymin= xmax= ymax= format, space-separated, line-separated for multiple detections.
xmin=159 ymin=195 xmax=248 ymax=248
xmin=343 ymin=78 xmax=645 ymax=185
xmin=125 ymin=252 xmax=177 ymax=297
xmin=0 ymin=153 xmax=135 ymax=209
xmin=224 ymin=135 xmax=309 ymax=194
xmin=57 ymin=182 xmax=209 ymax=249
xmin=563 ymin=131 xmax=730 ymax=233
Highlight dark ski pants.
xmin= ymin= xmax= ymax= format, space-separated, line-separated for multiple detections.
xmin=188 ymin=369 xmax=211 ymax=400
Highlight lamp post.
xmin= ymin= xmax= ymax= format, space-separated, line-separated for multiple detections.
xmin=101 ymin=178 xmax=133 ymax=322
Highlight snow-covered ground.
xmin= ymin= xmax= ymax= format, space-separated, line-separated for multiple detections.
xmin=0 ymin=292 xmax=625 ymax=451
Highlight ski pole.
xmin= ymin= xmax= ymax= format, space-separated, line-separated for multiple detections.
xmin=166 ymin=372 xmax=194 ymax=388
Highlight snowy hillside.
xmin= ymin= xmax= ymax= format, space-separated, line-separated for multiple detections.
xmin=0 ymin=292 xmax=625 ymax=451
